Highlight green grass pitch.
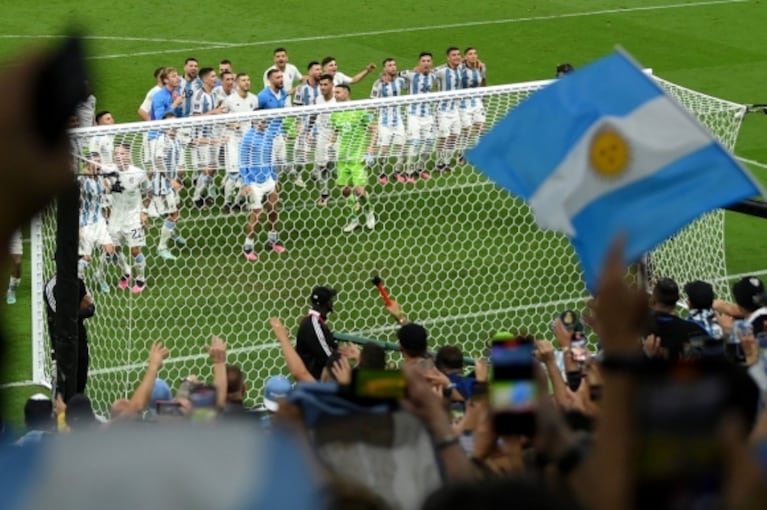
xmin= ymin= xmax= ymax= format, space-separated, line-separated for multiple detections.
xmin=1 ymin=0 xmax=766 ymax=427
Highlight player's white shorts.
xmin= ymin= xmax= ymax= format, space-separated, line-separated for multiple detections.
xmin=271 ymin=134 xmax=287 ymax=166
xmin=377 ymin=124 xmax=406 ymax=148
xmin=407 ymin=115 xmax=435 ymax=142
xmin=9 ymin=230 xmax=22 ymax=256
xmin=192 ymin=144 xmax=218 ymax=170
xmin=244 ymin=179 xmax=276 ymax=211
xmin=149 ymin=192 xmax=179 ymax=218
xmin=224 ymin=134 xmax=241 ymax=174
xmin=460 ymin=104 xmax=486 ymax=128
xmin=79 ymin=218 xmax=113 ymax=256
xmin=141 ymin=132 xmax=152 ymax=165
xmin=437 ymin=110 xmax=461 ymax=137
xmin=109 ymin=219 xmax=146 ymax=248
xmin=314 ymin=129 xmax=337 ymax=167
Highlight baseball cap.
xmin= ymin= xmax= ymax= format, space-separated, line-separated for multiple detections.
xmin=66 ymin=394 xmax=96 ymax=429
xmin=733 ymin=276 xmax=765 ymax=311
xmin=310 ymin=286 xmax=337 ymax=307
xmin=263 ymin=375 xmax=292 ymax=412
xmin=684 ymin=280 xmax=715 ymax=310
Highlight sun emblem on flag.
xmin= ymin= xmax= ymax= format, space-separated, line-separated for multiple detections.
xmin=589 ymin=127 xmax=630 ymax=178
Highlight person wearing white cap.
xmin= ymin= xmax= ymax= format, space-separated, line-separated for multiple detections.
xmin=15 ymin=393 xmax=55 ymax=445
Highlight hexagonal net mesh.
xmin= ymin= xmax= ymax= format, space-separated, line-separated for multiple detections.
xmin=30 ymin=77 xmax=745 ymax=415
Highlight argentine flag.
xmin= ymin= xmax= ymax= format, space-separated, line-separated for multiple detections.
xmin=467 ymin=50 xmax=762 ymax=292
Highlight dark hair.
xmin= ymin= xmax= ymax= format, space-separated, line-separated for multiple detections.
xmin=273 ymin=47 xmax=287 ymax=55
xmin=319 ymin=73 xmax=334 ymax=83
xmin=199 ymin=67 xmax=215 ymax=79
xmin=307 ymin=60 xmax=320 ymax=71
xmin=24 ymin=397 xmax=54 ymax=431
xmin=220 ymin=70 xmax=234 ymax=79
xmin=95 ymin=110 xmax=111 ymax=124
xmin=418 ymin=51 xmax=433 ymax=60
xmin=435 ymin=345 xmax=464 ymax=371
xmin=162 ymin=112 xmax=176 ymax=119
xmin=398 ymin=323 xmax=428 ymax=358
xmin=226 ymin=364 xmax=244 ymax=394
xmin=153 ymin=66 xmax=165 ymax=79
xmin=235 ymin=73 xmax=249 ymax=81
xmin=219 ymin=59 xmax=232 ymax=66
xmin=117 ymin=142 xmax=132 ymax=151
xmin=556 ymin=63 xmax=575 ymax=77
xmin=463 ymin=47 xmax=476 ymax=55
xmin=446 ymin=46 xmax=460 ymax=55
xmin=324 ymin=352 xmax=344 ymax=381
xmin=358 ymin=344 xmax=386 ymax=370
xmin=654 ymin=278 xmax=680 ymax=308
xmin=266 ymin=68 xmax=281 ymax=79
xmin=335 ymin=83 xmax=351 ymax=94
xmin=321 ymin=56 xmax=335 ymax=67
xmin=184 ymin=57 xmax=198 ymax=65
xmin=382 ymin=57 xmax=395 ymax=66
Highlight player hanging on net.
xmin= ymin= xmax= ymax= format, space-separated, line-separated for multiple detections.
xmin=433 ymin=47 xmax=464 ymax=173
xmin=240 ymin=120 xmax=285 ymax=261
xmin=370 ymin=58 xmax=407 ymax=185
xmin=222 ymin=73 xmax=259 ymax=214
xmin=458 ymin=47 xmax=487 ymax=160
xmin=77 ymin=153 xmax=116 ymax=293
xmin=148 ymin=112 xmax=187 ymax=261
xmin=330 ymin=84 xmax=377 ymax=233
xmin=107 ymin=143 xmax=150 ymax=294
xmin=401 ymin=52 xmax=436 ymax=183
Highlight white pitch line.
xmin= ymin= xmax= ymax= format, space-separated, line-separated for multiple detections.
xmin=0 ymin=380 xmax=40 ymax=390
xmin=737 ymin=155 xmax=767 ymax=170
xmin=0 ymin=34 xmax=237 ymax=47
xmin=90 ymin=0 xmax=749 ymax=61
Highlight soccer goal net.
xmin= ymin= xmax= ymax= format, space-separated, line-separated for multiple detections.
xmin=31 ymin=75 xmax=746 ymax=414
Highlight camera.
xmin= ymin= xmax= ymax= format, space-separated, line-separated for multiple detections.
xmin=552 ymin=310 xmax=588 ymax=363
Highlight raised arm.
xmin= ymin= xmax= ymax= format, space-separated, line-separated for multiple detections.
xmin=128 ymin=341 xmax=170 ymax=412
xmin=209 ymin=336 xmax=228 ymax=409
xmin=349 ymin=63 xmax=377 ymax=85
xmin=270 ymin=316 xmax=316 ymax=383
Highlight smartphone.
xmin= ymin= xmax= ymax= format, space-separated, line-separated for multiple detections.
xmin=155 ymin=400 xmax=184 ymax=417
xmin=634 ymin=360 xmax=726 ymax=507
xmin=352 ymin=369 xmax=407 ymax=400
xmin=570 ymin=333 xmax=589 ymax=364
xmin=490 ymin=337 xmax=537 ymax=436
xmin=188 ymin=384 xmax=218 ymax=422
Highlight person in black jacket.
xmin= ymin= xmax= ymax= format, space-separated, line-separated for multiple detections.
xmin=44 ymin=275 xmax=95 ymax=394
xmin=295 ymin=286 xmax=337 ymax=380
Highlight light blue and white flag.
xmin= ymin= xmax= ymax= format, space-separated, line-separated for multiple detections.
xmin=467 ymin=50 xmax=762 ymax=291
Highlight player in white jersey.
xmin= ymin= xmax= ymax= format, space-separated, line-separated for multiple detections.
xmin=370 ymin=58 xmax=407 ymax=185
xmin=400 ymin=52 xmax=436 ymax=183
xmin=222 ymin=73 xmax=259 ymax=213
xmin=88 ymin=111 xmax=116 ymax=217
xmin=212 ymin=70 xmax=236 ymax=172
xmin=191 ymin=67 xmax=227 ymax=210
xmin=321 ymin=56 xmax=376 ymax=86
xmin=433 ymin=47 xmax=464 ymax=172
xmin=78 ymin=153 xmax=116 ymax=293
xmin=76 ymin=81 xmax=96 ymax=127
xmin=179 ymin=57 xmax=202 ymax=118
xmin=148 ymin=113 xmax=187 ymax=261
xmin=312 ymin=74 xmax=338 ymax=206
xmin=293 ymin=61 xmax=322 ymax=186
xmin=459 ymin=47 xmax=487 ymax=158
xmin=6 ymin=229 xmax=23 ymax=304
xmin=263 ymin=48 xmax=304 ymax=105
xmin=107 ymin=143 xmax=150 ymax=294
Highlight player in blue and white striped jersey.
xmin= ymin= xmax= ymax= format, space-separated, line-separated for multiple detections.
xmin=88 ymin=111 xmax=116 ymax=217
xmin=78 ymin=153 xmax=115 ymax=294
xmin=178 ymin=58 xmax=201 ymax=118
xmin=459 ymin=47 xmax=487 ymax=157
xmin=312 ymin=74 xmax=337 ymax=206
xmin=433 ymin=47 xmax=465 ymax=172
xmin=400 ymin=52 xmax=436 ymax=183
xmin=293 ymin=61 xmax=323 ymax=186
xmin=370 ymin=58 xmax=407 ymax=185
xmin=148 ymin=113 xmax=187 ymax=261
xmin=191 ymin=67 xmax=227 ymax=210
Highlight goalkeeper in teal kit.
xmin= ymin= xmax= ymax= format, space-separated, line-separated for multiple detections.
xmin=330 ymin=84 xmax=378 ymax=233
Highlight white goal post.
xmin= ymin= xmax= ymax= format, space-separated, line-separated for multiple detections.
xmin=30 ymin=74 xmax=746 ymax=412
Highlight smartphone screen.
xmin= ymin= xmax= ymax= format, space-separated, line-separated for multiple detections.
xmin=155 ymin=400 xmax=184 ymax=417
xmin=188 ymin=384 xmax=218 ymax=422
xmin=635 ymin=361 xmax=726 ymax=507
xmin=353 ymin=369 xmax=407 ymax=400
xmin=490 ymin=338 xmax=537 ymax=436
